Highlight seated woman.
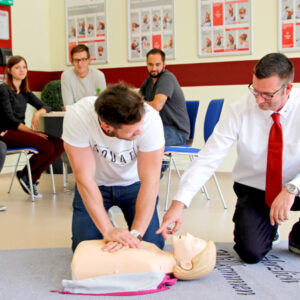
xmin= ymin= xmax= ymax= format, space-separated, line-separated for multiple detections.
xmin=71 ymin=233 xmax=216 ymax=281
xmin=0 ymin=56 xmax=64 ymax=198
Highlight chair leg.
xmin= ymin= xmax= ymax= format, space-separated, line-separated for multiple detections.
xmin=171 ymin=157 xmax=181 ymax=178
xmin=25 ymin=152 xmax=35 ymax=202
xmin=8 ymin=153 xmax=22 ymax=194
xmin=63 ymin=162 xmax=68 ymax=188
xmin=49 ymin=164 xmax=56 ymax=194
xmin=203 ymin=184 xmax=210 ymax=201
xmin=108 ymin=208 xmax=118 ymax=228
xmin=164 ymin=155 xmax=173 ymax=212
xmin=213 ymin=173 xmax=227 ymax=209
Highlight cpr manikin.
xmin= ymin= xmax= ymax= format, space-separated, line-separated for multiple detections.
xmin=71 ymin=233 xmax=216 ymax=281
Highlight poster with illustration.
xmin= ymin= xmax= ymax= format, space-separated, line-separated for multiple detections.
xmin=198 ymin=0 xmax=252 ymax=57
xmin=65 ymin=0 xmax=108 ymax=64
xmin=128 ymin=0 xmax=175 ymax=61
xmin=279 ymin=0 xmax=300 ymax=51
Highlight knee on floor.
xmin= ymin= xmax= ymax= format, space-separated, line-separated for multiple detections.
xmin=234 ymin=243 xmax=265 ymax=264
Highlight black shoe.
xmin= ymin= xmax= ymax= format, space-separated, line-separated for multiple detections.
xmin=16 ymin=171 xmax=31 ymax=195
xmin=16 ymin=171 xmax=42 ymax=198
xmin=289 ymin=219 xmax=300 ymax=255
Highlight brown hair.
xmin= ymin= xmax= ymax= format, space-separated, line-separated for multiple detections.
xmin=70 ymin=44 xmax=90 ymax=60
xmin=5 ymin=55 xmax=30 ymax=93
xmin=254 ymin=53 xmax=294 ymax=83
xmin=146 ymin=48 xmax=166 ymax=62
xmin=94 ymin=82 xmax=145 ymax=129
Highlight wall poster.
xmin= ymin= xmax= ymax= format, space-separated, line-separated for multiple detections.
xmin=279 ymin=0 xmax=300 ymax=51
xmin=65 ymin=0 xmax=108 ymax=64
xmin=0 ymin=9 xmax=9 ymax=40
xmin=128 ymin=0 xmax=175 ymax=61
xmin=198 ymin=0 xmax=252 ymax=57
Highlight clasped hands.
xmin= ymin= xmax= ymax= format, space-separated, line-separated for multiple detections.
xmin=102 ymin=228 xmax=141 ymax=252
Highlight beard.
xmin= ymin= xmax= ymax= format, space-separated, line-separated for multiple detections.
xmin=148 ymin=68 xmax=165 ymax=78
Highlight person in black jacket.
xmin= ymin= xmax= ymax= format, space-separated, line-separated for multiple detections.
xmin=0 ymin=56 xmax=64 ymax=198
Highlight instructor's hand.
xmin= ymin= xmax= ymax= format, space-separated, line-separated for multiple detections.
xmin=270 ymin=188 xmax=295 ymax=226
xmin=156 ymin=200 xmax=185 ymax=240
xmin=102 ymin=228 xmax=141 ymax=252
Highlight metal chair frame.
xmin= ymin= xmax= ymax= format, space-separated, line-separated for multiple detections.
xmin=7 ymin=147 xmax=56 ymax=201
xmin=163 ymin=99 xmax=227 ymax=211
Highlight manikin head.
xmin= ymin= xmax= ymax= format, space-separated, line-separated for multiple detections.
xmin=172 ymin=233 xmax=216 ymax=280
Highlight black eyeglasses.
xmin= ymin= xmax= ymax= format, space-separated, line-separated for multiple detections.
xmin=248 ymin=83 xmax=286 ymax=101
xmin=72 ymin=58 xmax=89 ymax=63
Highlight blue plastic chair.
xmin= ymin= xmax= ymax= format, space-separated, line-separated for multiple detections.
xmin=163 ymin=101 xmax=200 ymax=176
xmin=7 ymin=147 xmax=56 ymax=201
xmin=185 ymin=100 xmax=200 ymax=145
xmin=164 ymin=99 xmax=227 ymax=210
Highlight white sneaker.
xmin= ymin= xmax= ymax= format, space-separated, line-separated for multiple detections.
xmin=0 ymin=205 xmax=7 ymax=211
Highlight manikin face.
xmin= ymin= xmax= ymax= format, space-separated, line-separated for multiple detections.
xmin=172 ymin=233 xmax=206 ymax=270
xmin=71 ymin=51 xmax=91 ymax=76
xmin=146 ymin=54 xmax=165 ymax=78
xmin=252 ymin=75 xmax=292 ymax=112
xmin=9 ymin=60 xmax=27 ymax=81
xmin=100 ymin=119 xmax=143 ymax=141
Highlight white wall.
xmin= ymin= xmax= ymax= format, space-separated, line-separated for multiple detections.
xmin=6 ymin=0 xmax=300 ymax=173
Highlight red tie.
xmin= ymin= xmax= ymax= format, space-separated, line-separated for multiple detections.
xmin=265 ymin=113 xmax=283 ymax=207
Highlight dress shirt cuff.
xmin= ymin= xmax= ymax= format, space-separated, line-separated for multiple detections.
xmin=173 ymin=188 xmax=198 ymax=208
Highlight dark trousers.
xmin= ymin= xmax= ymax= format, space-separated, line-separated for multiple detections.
xmin=1 ymin=130 xmax=64 ymax=182
xmin=233 ymin=182 xmax=300 ymax=264
xmin=72 ymin=182 xmax=165 ymax=252
xmin=0 ymin=140 xmax=7 ymax=172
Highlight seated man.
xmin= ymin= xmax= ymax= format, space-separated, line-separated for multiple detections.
xmin=61 ymin=44 xmax=106 ymax=109
xmin=140 ymin=48 xmax=190 ymax=147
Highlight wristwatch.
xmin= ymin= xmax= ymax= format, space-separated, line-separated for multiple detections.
xmin=130 ymin=229 xmax=143 ymax=241
xmin=285 ymin=183 xmax=299 ymax=196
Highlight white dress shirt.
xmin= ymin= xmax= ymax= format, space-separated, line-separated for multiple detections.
xmin=174 ymin=88 xmax=300 ymax=207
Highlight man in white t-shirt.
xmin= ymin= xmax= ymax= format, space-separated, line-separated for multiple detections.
xmin=61 ymin=44 xmax=106 ymax=110
xmin=63 ymin=83 xmax=165 ymax=252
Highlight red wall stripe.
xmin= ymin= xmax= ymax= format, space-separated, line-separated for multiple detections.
xmin=0 ymin=5 xmax=12 ymax=49
xmin=28 ymin=57 xmax=300 ymax=92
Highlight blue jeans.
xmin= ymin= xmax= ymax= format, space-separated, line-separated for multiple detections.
xmin=162 ymin=126 xmax=186 ymax=173
xmin=163 ymin=125 xmax=186 ymax=146
xmin=72 ymin=182 xmax=164 ymax=251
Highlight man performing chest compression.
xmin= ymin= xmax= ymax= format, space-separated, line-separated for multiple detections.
xmin=63 ymin=83 xmax=165 ymax=252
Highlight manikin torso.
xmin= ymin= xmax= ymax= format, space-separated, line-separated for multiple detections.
xmin=71 ymin=233 xmax=208 ymax=280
